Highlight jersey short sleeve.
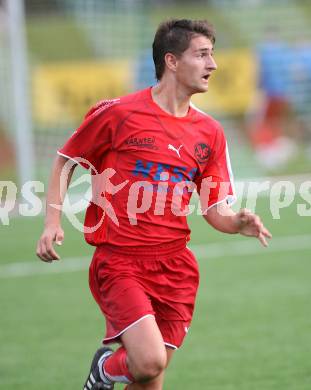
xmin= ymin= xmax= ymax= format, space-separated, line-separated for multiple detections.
xmin=58 ymin=99 xmax=119 ymax=171
xmin=195 ymin=124 xmax=236 ymax=212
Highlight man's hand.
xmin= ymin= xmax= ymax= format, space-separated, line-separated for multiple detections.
xmin=234 ymin=208 xmax=272 ymax=247
xmin=203 ymin=202 xmax=272 ymax=247
xmin=36 ymin=155 xmax=75 ymax=263
xmin=36 ymin=225 xmax=64 ymax=262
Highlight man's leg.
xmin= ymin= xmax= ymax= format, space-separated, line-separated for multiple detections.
xmin=101 ymin=316 xmax=175 ymax=390
xmin=103 ymin=315 xmax=167 ymax=385
xmin=125 ymin=347 xmax=174 ymax=390
xmin=120 ymin=315 xmax=167 ymax=382
xmin=84 ymin=315 xmax=163 ymax=389
xmin=84 ymin=315 xmax=167 ymax=389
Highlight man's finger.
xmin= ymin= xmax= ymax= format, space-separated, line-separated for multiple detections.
xmin=240 ymin=212 xmax=253 ymax=225
xmin=262 ymin=227 xmax=272 ymax=239
xmin=56 ymin=231 xmax=64 ymax=245
xmin=38 ymin=240 xmax=53 ymax=262
xmin=247 ymin=213 xmax=260 ymax=227
xmin=253 ymin=220 xmax=263 ymax=233
xmin=258 ymin=232 xmax=268 ymax=247
xmin=44 ymin=237 xmax=60 ymax=261
xmin=43 ymin=236 xmax=60 ymax=261
xmin=36 ymin=241 xmax=41 ymax=259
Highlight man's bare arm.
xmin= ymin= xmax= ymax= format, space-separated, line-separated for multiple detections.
xmin=36 ymin=155 xmax=77 ymax=262
xmin=203 ymin=201 xmax=272 ymax=247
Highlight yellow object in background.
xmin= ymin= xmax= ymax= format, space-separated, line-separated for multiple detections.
xmin=33 ymin=61 xmax=131 ymax=126
xmin=33 ymin=49 xmax=256 ymax=126
xmin=193 ymin=49 xmax=256 ymax=115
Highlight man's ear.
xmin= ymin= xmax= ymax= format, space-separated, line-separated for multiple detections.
xmin=164 ymin=52 xmax=178 ymax=73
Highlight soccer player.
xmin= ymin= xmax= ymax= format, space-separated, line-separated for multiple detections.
xmin=37 ymin=19 xmax=271 ymax=390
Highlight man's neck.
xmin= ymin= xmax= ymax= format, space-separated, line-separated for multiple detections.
xmin=151 ymin=81 xmax=191 ymax=118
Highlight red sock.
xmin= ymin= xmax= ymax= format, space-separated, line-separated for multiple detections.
xmin=103 ymin=347 xmax=135 ymax=384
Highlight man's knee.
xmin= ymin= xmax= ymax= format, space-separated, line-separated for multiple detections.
xmin=129 ymin=347 xmax=167 ymax=382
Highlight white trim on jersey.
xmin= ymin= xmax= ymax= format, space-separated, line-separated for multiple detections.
xmin=203 ymin=196 xmax=231 ymax=212
xmin=225 ymin=141 xmax=237 ymax=206
xmin=57 ymin=151 xmax=99 ymax=173
xmin=190 ymin=102 xmax=237 ymax=208
xmin=189 ymin=101 xmax=209 ymax=116
xmin=57 ymin=151 xmax=84 ymax=168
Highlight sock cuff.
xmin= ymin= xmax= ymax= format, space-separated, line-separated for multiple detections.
xmin=104 ymin=347 xmax=134 ymax=384
xmin=98 ymin=350 xmax=114 ymax=384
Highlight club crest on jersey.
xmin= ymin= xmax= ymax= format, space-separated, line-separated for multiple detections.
xmin=125 ymin=135 xmax=158 ymax=150
xmin=194 ymin=142 xmax=211 ymax=164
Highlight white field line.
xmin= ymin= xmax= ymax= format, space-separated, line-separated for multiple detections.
xmin=0 ymin=234 xmax=310 ymax=279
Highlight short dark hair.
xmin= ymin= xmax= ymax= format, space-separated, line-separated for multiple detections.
xmin=152 ymin=19 xmax=216 ymax=81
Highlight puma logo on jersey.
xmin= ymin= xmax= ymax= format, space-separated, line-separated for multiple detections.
xmin=168 ymin=144 xmax=183 ymax=158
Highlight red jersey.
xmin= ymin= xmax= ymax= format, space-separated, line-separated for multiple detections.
xmin=58 ymin=87 xmax=235 ymax=247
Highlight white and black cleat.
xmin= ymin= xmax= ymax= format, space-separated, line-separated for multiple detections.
xmin=83 ymin=347 xmax=114 ymax=390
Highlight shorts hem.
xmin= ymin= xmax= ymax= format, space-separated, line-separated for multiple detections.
xmin=102 ymin=314 xmax=155 ymax=343
xmin=164 ymin=342 xmax=178 ymax=350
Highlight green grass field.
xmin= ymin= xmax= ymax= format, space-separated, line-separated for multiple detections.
xmin=1 ymin=196 xmax=311 ymax=389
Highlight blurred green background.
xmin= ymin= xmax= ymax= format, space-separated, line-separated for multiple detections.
xmin=1 ymin=0 xmax=311 ymax=182
xmin=1 ymin=196 xmax=311 ymax=389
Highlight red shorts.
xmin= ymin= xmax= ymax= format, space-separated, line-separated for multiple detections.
xmin=89 ymin=240 xmax=199 ymax=349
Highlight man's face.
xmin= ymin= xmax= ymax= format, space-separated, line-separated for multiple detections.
xmin=175 ymin=35 xmax=217 ymax=94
